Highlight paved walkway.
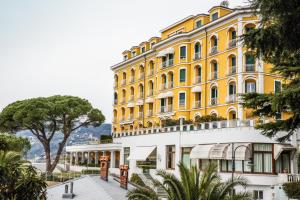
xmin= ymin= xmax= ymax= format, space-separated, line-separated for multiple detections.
xmin=47 ymin=175 xmax=132 ymax=200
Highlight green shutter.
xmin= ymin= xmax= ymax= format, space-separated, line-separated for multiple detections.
xmin=180 ymin=46 xmax=186 ymax=59
xmin=180 ymin=69 xmax=186 ymax=82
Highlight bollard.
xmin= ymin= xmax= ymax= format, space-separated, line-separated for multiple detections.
xmin=70 ymin=182 xmax=73 ymax=194
xmin=65 ymin=184 xmax=69 ymax=194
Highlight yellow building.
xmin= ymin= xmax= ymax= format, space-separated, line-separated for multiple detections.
xmin=110 ymin=5 xmax=283 ymax=136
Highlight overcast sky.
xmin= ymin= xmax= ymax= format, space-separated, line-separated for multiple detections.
xmin=0 ymin=0 xmax=246 ymax=122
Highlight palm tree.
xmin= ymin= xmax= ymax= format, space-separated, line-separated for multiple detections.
xmin=127 ymin=162 xmax=251 ymax=200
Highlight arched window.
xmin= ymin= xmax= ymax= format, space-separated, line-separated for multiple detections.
xmin=114 ymin=92 xmax=118 ymax=105
xmin=244 ymin=53 xmax=256 ymax=72
xmin=121 ymin=108 xmax=125 ymax=121
xmin=227 ymin=81 xmax=236 ymax=103
xmin=161 ymin=74 xmax=167 ymax=90
xmin=129 ymin=87 xmax=134 ymax=101
xmin=211 ymin=86 xmax=218 ymax=105
xmin=210 ymin=35 xmax=218 ymax=55
xmin=122 ymin=72 xmax=127 ymax=85
xmin=148 ymin=81 xmax=154 ymax=96
xmin=114 ymin=75 xmax=118 ymax=88
xmin=130 ymin=69 xmax=135 ymax=83
xmin=139 ymin=65 xmax=144 ymax=80
xmin=194 ymin=42 xmax=201 ymax=60
xmin=148 ymin=61 xmax=154 ymax=76
xmin=228 ymin=54 xmax=237 ymax=75
xmin=122 ymin=89 xmax=126 ymax=103
xmin=228 ymin=27 xmax=237 ymax=48
xmin=139 ymin=84 xmax=144 ymax=99
xmin=194 ymin=65 xmax=201 ymax=84
xmin=210 ymin=60 xmax=218 ymax=80
xmin=228 ymin=109 xmax=237 ymax=120
xmin=113 ymin=109 xmax=118 ymax=122
xmin=244 ymin=23 xmax=256 ymax=34
xmin=168 ymin=71 xmax=174 ymax=88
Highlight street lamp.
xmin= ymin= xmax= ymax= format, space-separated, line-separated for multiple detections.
xmin=231 ymin=143 xmax=255 ymax=187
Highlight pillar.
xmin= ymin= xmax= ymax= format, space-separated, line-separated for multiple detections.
xmin=87 ymin=152 xmax=91 ymax=164
xmin=110 ymin=151 xmax=115 ymax=168
xmin=70 ymin=152 xmax=73 ymax=165
xmin=95 ymin=151 xmax=99 ymax=165
xmin=81 ymin=152 xmax=85 ymax=164
xmin=75 ymin=152 xmax=79 ymax=165
xmin=237 ymin=16 xmax=244 ymax=120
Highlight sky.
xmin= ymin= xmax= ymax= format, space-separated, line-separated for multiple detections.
xmin=0 ymin=0 xmax=246 ymax=123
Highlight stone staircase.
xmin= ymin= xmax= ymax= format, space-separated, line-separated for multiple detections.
xmin=138 ymin=173 xmax=167 ymax=199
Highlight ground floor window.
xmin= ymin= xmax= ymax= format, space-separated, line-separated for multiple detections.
xmin=166 ymin=145 xmax=176 ymax=169
xmin=220 ymin=160 xmax=252 ymax=173
xmin=253 ymin=144 xmax=273 ymax=173
xmin=198 ymin=159 xmax=217 ymax=170
xmin=181 ymin=147 xmax=192 ymax=169
xmin=124 ymin=147 xmax=130 ymax=166
xmin=253 ymin=190 xmax=263 ymax=200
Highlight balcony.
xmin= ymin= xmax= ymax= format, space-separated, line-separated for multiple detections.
xmin=147 ymin=110 xmax=153 ymax=117
xmin=193 ymin=100 xmax=201 ymax=108
xmin=210 ymin=97 xmax=218 ymax=106
xmin=139 ymin=73 xmax=144 ymax=80
xmin=121 ymin=80 xmax=126 ymax=86
xmin=211 ymin=71 xmax=218 ymax=80
xmin=226 ymin=94 xmax=237 ymax=103
xmin=160 ymin=105 xmax=173 ymax=113
xmin=228 ymin=39 xmax=237 ymax=49
xmin=148 ymin=90 xmax=153 ymax=97
xmin=194 ymin=76 xmax=201 ymax=84
xmin=228 ymin=65 xmax=236 ymax=75
xmin=193 ymin=52 xmax=201 ymax=61
xmin=161 ymin=59 xmax=174 ymax=68
xmin=210 ymin=46 xmax=218 ymax=55
xmin=244 ymin=64 xmax=256 ymax=72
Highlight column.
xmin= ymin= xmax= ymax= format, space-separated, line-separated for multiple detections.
xmin=70 ymin=152 xmax=73 ymax=165
xmin=75 ymin=152 xmax=79 ymax=165
xmin=237 ymin=16 xmax=244 ymax=120
xmin=110 ymin=151 xmax=115 ymax=168
xmin=81 ymin=152 xmax=85 ymax=164
xmin=95 ymin=151 xmax=99 ymax=165
xmin=87 ymin=152 xmax=91 ymax=164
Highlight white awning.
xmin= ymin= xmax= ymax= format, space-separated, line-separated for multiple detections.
xmin=156 ymin=51 xmax=166 ymax=57
xmin=274 ymin=144 xmax=296 ymax=160
xmin=127 ymin=102 xmax=135 ymax=108
xmin=136 ymin=100 xmax=144 ymax=106
xmin=191 ymin=86 xmax=202 ymax=93
xmin=157 ymin=93 xmax=166 ymax=99
xmin=145 ymin=97 xmax=154 ymax=103
xmin=190 ymin=144 xmax=214 ymax=159
xmin=156 ymin=48 xmax=174 ymax=57
xmin=127 ymin=146 xmax=156 ymax=161
xmin=165 ymin=91 xmax=174 ymax=97
xmin=210 ymin=144 xmax=230 ymax=159
xmin=226 ymin=143 xmax=252 ymax=160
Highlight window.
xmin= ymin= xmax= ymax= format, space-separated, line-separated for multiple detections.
xmin=231 ymin=56 xmax=236 ymax=67
xmin=253 ymin=144 xmax=273 ymax=173
xmin=180 ymin=68 xmax=186 ymax=82
xmin=276 ymin=152 xmax=290 ymax=173
xmin=220 ymin=160 xmax=252 ymax=173
xmin=179 ymin=93 xmax=186 ymax=107
xmin=123 ymin=147 xmax=130 ymax=166
xmin=211 ymin=87 xmax=218 ymax=105
xmin=196 ymin=20 xmax=202 ymax=28
xmin=199 ymin=160 xmax=217 ymax=170
xmin=180 ymin=46 xmax=187 ymax=59
xmin=124 ymin=55 xmax=127 ymax=61
xmin=212 ymin=12 xmax=218 ymax=21
xmin=231 ymin=31 xmax=237 ymax=40
xmin=132 ymin=51 xmax=136 ymax=57
xmin=253 ymin=190 xmax=263 ymax=200
xmin=274 ymin=80 xmax=282 ymax=94
xmin=229 ymin=83 xmax=236 ymax=95
xmin=245 ymin=81 xmax=256 ymax=93
xmin=181 ymin=147 xmax=192 ymax=169
xmin=166 ymin=145 xmax=175 ymax=169
xmin=141 ymin=47 xmax=145 ymax=53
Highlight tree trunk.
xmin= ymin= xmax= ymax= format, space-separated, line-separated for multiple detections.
xmin=43 ymin=142 xmax=52 ymax=172
xmin=48 ymin=136 xmax=69 ymax=172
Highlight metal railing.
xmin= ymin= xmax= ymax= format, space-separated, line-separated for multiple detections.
xmin=228 ymin=65 xmax=236 ymax=75
xmin=228 ymin=39 xmax=237 ymax=48
xmin=194 ymin=101 xmax=201 ymax=108
xmin=210 ymin=46 xmax=218 ymax=55
xmin=244 ymin=64 xmax=256 ymax=72
xmin=210 ymin=97 xmax=218 ymax=106
xmin=147 ymin=110 xmax=153 ymax=117
xmin=194 ymin=76 xmax=201 ymax=84
xmin=160 ymin=105 xmax=173 ymax=113
xmin=161 ymin=59 xmax=174 ymax=68
xmin=226 ymin=94 xmax=237 ymax=103
xmin=193 ymin=52 xmax=201 ymax=60
xmin=211 ymin=71 xmax=218 ymax=80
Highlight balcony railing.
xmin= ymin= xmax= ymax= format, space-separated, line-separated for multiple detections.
xmin=138 ymin=112 xmax=144 ymax=119
xmin=128 ymin=115 xmax=134 ymax=120
xmin=138 ymin=93 xmax=144 ymax=99
xmin=161 ymin=59 xmax=174 ymax=68
xmin=148 ymin=69 xmax=154 ymax=76
xmin=228 ymin=65 xmax=237 ymax=75
xmin=130 ymin=77 xmax=135 ymax=83
xmin=160 ymin=105 xmax=173 ymax=113
xmin=168 ymin=81 xmax=174 ymax=89
xmin=147 ymin=110 xmax=153 ymax=117
xmin=193 ymin=52 xmax=201 ymax=60
xmin=228 ymin=39 xmax=237 ymax=49
xmin=194 ymin=100 xmax=201 ymax=108
xmin=113 ymin=119 xmax=256 ymax=138
xmin=244 ymin=64 xmax=256 ymax=72
xmin=194 ymin=76 xmax=201 ymax=84
xmin=226 ymin=94 xmax=237 ymax=103
xmin=210 ymin=97 xmax=218 ymax=106
xmin=148 ymin=90 xmax=153 ymax=97
xmin=121 ymin=80 xmax=126 ymax=86
xmin=211 ymin=71 xmax=218 ymax=80
xmin=139 ymin=73 xmax=144 ymax=80
xmin=210 ymin=46 xmax=218 ymax=55
xmin=129 ymin=95 xmax=134 ymax=102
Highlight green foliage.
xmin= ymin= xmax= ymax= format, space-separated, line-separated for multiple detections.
xmin=163 ymin=119 xmax=193 ymax=127
xmin=81 ymin=169 xmax=100 ymax=174
xmin=283 ymin=182 xmax=300 ymax=199
xmin=0 ymin=95 xmax=105 ymax=172
xmin=0 ymin=151 xmax=47 ymax=200
xmin=44 ymin=172 xmax=81 ymax=182
xmin=241 ymin=0 xmax=300 ymax=141
xmin=194 ymin=114 xmax=227 ymax=124
xmin=129 ymin=173 xmax=146 ymax=187
xmin=127 ymin=162 xmax=250 ymax=200
xmin=0 ymin=133 xmax=31 ymax=154
xmin=100 ymin=135 xmax=112 ymax=143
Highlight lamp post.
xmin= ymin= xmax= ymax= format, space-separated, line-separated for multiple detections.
xmin=231 ymin=143 xmax=254 ymax=195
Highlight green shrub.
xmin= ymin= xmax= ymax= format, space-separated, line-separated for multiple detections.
xmin=194 ymin=114 xmax=227 ymax=124
xmin=130 ymin=173 xmax=146 ymax=187
xmin=283 ymin=182 xmax=300 ymax=199
xmin=81 ymin=169 xmax=100 ymax=174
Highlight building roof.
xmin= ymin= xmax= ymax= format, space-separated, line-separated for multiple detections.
xmin=47 ymin=175 xmax=133 ymax=200
xmin=160 ymin=15 xmax=195 ymax=33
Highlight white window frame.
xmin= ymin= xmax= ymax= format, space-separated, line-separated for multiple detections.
xmin=179 ymin=45 xmax=187 ymax=61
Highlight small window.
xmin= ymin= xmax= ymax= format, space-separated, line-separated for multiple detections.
xmin=180 ymin=69 xmax=186 ymax=82
xmin=274 ymin=80 xmax=282 ymax=94
xmin=124 ymin=55 xmax=127 ymax=61
xmin=196 ymin=20 xmax=202 ymax=28
xmin=179 ymin=93 xmax=186 ymax=106
xmin=231 ymin=57 xmax=236 ymax=66
xmin=245 ymin=81 xmax=256 ymax=93
xmin=180 ymin=46 xmax=187 ymax=59
xmin=132 ymin=51 xmax=136 ymax=57
xmin=141 ymin=47 xmax=145 ymax=53
xmin=166 ymin=145 xmax=175 ymax=169
xmin=253 ymin=190 xmax=263 ymax=200
xmin=212 ymin=12 xmax=218 ymax=21
xmin=231 ymin=31 xmax=237 ymax=40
